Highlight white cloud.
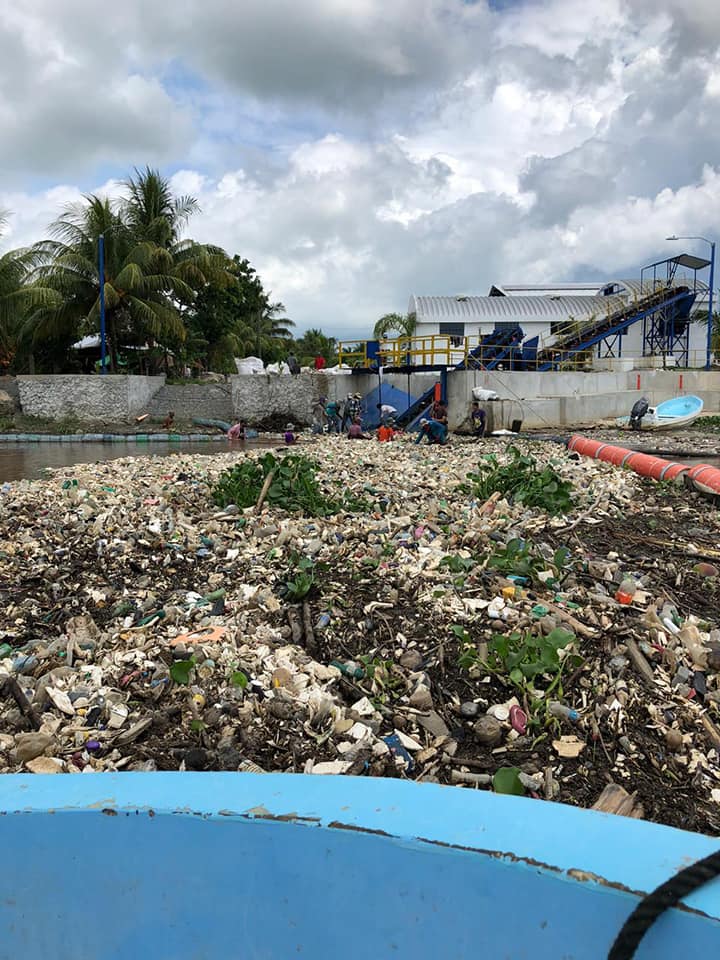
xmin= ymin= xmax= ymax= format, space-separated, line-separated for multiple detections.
xmin=1 ymin=0 xmax=720 ymax=338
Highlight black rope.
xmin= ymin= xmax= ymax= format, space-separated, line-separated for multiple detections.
xmin=608 ymin=848 xmax=720 ymax=959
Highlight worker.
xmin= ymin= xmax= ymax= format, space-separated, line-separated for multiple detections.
xmin=227 ymin=421 xmax=246 ymax=440
xmin=415 ymin=418 xmax=448 ymax=445
xmin=347 ymin=417 xmax=370 ymax=440
xmin=377 ymin=421 xmax=396 ymax=442
xmin=325 ymin=397 xmax=341 ymax=433
xmin=376 ymin=402 xmax=397 ymax=424
xmin=162 ymin=410 xmax=175 ymax=430
xmin=430 ymin=399 xmax=448 ymax=424
xmin=470 ymin=401 xmax=486 ymax=438
xmin=284 ymin=422 xmax=297 ymax=444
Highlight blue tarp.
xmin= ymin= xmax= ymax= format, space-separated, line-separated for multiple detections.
xmin=358 ymin=382 xmax=418 ymax=429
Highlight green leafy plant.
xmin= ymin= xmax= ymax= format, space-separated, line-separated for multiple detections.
xmin=440 ymin=554 xmax=476 ymax=574
xmin=170 ymin=658 xmax=195 ymax=685
xmin=212 ymin=452 xmax=365 ymax=517
xmin=489 ymin=627 xmax=579 ymax=691
xmin=462 ymin=447 xmax=574 ymax=515
xmin=284 ymin=555 xmax=315 ymax=601
xmin=485 ymin=539 xmax=572 ymax=587
xmin=493 ymin=767 xmax=525 ymax=796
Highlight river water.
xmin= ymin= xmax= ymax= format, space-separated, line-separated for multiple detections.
xmin=0 ymin=438 xmax=717 ymax=483
xmin=0 ymin=439 xmax=278 ymax=482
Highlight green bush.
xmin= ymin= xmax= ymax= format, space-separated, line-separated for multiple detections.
xmin=462 ymin=446 xmax=574 ymax=515
xmin=212 ymin=452 xmax=366 ymax=517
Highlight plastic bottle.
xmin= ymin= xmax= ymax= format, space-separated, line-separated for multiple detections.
xmin=329 ymin=659 xmax=365 ymax=680
xmin=615 ymin=578 xmax=636 ymax=605
xmin=548 ymin=701 xmax=579 ymax=722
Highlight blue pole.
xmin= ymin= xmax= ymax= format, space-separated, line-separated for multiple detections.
xmin=707 ymin=241 xmax=715 ymax=370
xmin=99 ymin=234 xmax=106 ymax=375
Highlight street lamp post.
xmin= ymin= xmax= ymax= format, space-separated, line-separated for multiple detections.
xmin=666 ymin=235 xmax=715 ymax=369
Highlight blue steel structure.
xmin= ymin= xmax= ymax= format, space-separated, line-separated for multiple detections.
xmin=98 ymin=233 xmax=107 ymax=374
xmin=0 ymin=773 xmax=718 ymax=960
xmin=666 ymin=237 xmax=715 ymax=369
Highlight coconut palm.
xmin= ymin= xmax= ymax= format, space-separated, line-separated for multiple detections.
xmin=123 ymin=167 xmax=234 ymax=323
xmin=123 ymin=166 xmax=198 ymax=248
xmin=25 ymin=196 xmax=195 ymax=370
xmin=373 ymin=312 xmax=416 ymax=340
xmin=244 ymin=298 xmax=295 ymax=362
xmin=0 ymin=211 xmax=42 ymax=372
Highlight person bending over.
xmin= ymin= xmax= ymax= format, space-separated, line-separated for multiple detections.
xmin=415 ymin=418 xmax=448 ymax=445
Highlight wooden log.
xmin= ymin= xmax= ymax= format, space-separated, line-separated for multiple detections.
xmin=701 ymin=713 xmax=720 ymax=750
xmin=624 ymin=635 xmax=656 ymax=686
xmin=302 ymin=601 xmax=317 ymax=656
xmin=287 ymin=605 xmax=303 ymax=645
xmin=1 ymin=677 xmax=40 ymax=731
xmin=541 ymin=599 xmax=596 ymax=638
xmin=254 ymin=469 xmax=277 ymax=514
xmin=591 ymin=783 xmax=644 ymax=819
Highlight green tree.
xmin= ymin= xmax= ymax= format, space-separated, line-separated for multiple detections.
xmin=24 ymin=171 xmax=233 ymax=372
xmin=187 ymin=256 xmax=267 ymax=373
xmin=0 ymin=211 xmax=34 ymax=372
xmin=293 ymin=327 xmax=337 ymax=366
xmin=373 ymin=311 xmax=416 ymax=340
xmin=247 ymin=298 xmax=295 ymax=363
xmin=26 ymin=196 xmax=194 ymax=371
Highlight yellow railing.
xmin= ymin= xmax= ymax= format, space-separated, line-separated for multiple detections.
xmin=536 ymin=282 xmax=689 ymax=359
xmin=336 ymin=341 xmax=371 ymax=367
xmin=338 ymin=334 xmax=523 ymax=368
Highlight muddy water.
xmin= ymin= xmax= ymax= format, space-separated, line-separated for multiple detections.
xmin=0 ymin=439 xmax=278 ymax=482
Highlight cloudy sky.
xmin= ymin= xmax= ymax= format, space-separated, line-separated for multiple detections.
xmin=1 ymin=0 xmax=719 ymax=337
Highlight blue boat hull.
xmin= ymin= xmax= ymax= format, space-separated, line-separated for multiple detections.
xmin=0 ymin=773 xmax=718 ymax=959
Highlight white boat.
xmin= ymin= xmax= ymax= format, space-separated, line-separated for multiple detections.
xmin=616 ymin=394 xmax=704 ymax=431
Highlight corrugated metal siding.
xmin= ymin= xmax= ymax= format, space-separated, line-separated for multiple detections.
xmin=410 ymin=294 xmax=628 ymax=323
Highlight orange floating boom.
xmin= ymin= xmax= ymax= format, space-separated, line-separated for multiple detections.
xmin=567 ymin=436 xmax=720 ymax=494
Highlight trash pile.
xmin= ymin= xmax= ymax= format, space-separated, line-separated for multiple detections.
xmin=1 ymin=437 xmax=719 ymax=833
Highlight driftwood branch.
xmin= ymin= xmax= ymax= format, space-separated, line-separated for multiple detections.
xmin=254 ymin=469 xmax=277 ymax=514
xmin=592 ymin=783 xmax=644 ymax=819
xmin=1 ymin=676 xmax=40 ymax=731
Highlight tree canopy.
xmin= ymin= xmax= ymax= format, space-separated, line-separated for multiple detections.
xmin=0 ymin=168 xmax=339 ymax=374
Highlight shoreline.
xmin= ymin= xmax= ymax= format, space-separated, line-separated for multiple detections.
xmin=1 ymin=437 xmax=718 ymax=833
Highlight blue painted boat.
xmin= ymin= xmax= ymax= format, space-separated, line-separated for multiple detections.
xmin=0 ymin=773 xmax=718 ymax=959
xmin=616 ymin=394 xmax=703 ymax=430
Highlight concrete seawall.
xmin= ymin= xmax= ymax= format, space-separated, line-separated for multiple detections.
xmin=9 ymin=368 xmax=720 ymax=429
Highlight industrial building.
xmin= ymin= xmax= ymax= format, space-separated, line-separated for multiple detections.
xmin=405 ymin=254 xmax=712 ymax=371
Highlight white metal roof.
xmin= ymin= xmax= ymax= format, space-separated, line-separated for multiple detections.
xmin=409 ymin=293 xmax=628 ymax=324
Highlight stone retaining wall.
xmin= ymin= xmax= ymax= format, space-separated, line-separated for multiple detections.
xmin=147 ymin=383 xmax=234 ymax=422
xmin=17 ymin=375 xmax=166 ymax=422
xmin=230 ymin=372 xmax=331 ymax=425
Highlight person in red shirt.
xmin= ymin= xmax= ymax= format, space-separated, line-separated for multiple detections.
xmin=347 ymin=417 xmax=370 ymax=440
xmin=314 ymin=355 xmax=326 ymax=370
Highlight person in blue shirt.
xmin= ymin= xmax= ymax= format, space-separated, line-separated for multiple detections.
xmin=470 ymin=401 xmax=486 ymax=438
xmin=415 ymin=418 xmax=448 ymax=445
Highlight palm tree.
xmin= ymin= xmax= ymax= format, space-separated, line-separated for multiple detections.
xmin=0 ymin=211 xmax=44 ymax=372
xmin=373 ymin=312 xmax=416 ymax=340
xmin=123 ymin=166 xmax=234 ymax=329
xmin=123 ymin=166 xmax=198 ymax=247
xmin=245 ymin=298 xmax=295 ymax=361
xmin=26 ymin=196 xmax=194 ymax=371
